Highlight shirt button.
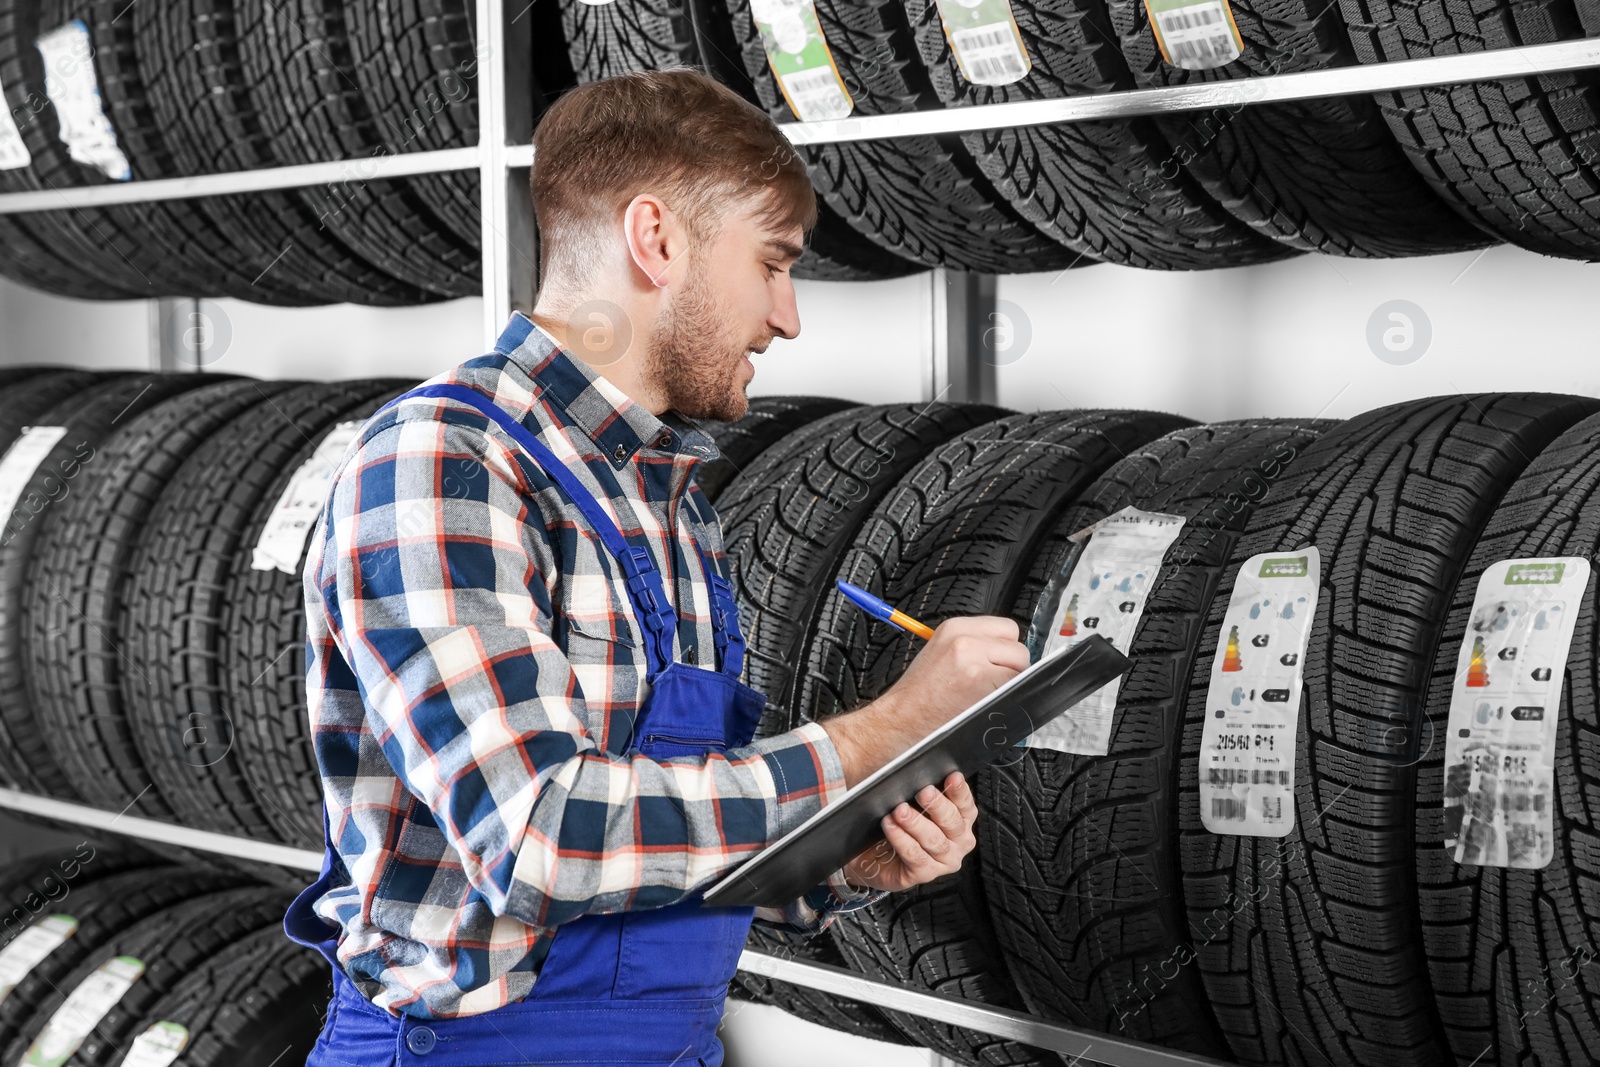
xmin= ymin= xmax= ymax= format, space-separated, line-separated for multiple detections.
xmin=684 ymin=645 xmax=697 ymax=664
xmin=407 ymin=1027 xmax=437 ymax=1054
xmin=612 ymin=443 xmax=626 ymax=463
xmin=658 ymin=432 xmax=671 ymax=446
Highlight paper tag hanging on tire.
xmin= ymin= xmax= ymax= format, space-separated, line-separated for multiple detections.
xmin=252 ymin=420 xmax=365 ymax=574
xmin=1026 ymin=506 xmax=1186 ymax=755
xmin=749 ymin=0 xmax=854 ymax=121
xmin=23 ymin=955 xmax=144 ymax=1067
xmin=1441 ymin=557 xmax=1591 ymax=869
xmin=0 ymin=915 xmax=77 ymax=1007
xmin=35 ymin=20 xmax=132 ymax=180
xmin=1199 ymin=548 xmax=1320 ymax=837
xmin=0 ymin=70 xmax=31 ymax=170
xmin=932 ymin=0 xmax=1032 ymax=86
xmin=0 ymin=426 xmax=68 ymax=523
xmin=118 ymin=1022 xmax=189 ymax=1067
xmin=1143 ymin=0 xmax=1244 ymax=70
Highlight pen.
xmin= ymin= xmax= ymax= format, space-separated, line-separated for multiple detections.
xmin=834 ymin=579 xmax=936 ymax=640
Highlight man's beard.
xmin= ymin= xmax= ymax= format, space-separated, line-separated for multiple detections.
xmin=645 ymin=255 xmax=765 ymax=423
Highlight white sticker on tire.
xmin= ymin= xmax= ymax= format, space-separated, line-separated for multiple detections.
xmin=118 ymin=1021 xmax=189 ymax=1067
xmin=0 ymin=426 xmax=68 ymax=523
xmin=1027 ymin=506 xmax=1187 ymax=755
xmin=1143 ymin=0 xmax=1244 ymax=71
xmin=1199 ymin=548 xmax=1320 ymax=837
xmin=0 ymin=71 xmax=31 ymax=170
xmin=35 ymin=20 xmax=131 ymax=181
xmin=22 ymin=955 xmax=144 ymax=1067
xmin=934 ymin=0 xmax=1032 ymax=87
xmin=0 ymin=916 xmax=77 ymax=1007
xmin=1442 ymin=557 xmax=1591 ymax=869
xmin=750 ymin=0 xmax=854 ymax=121
xmin=251 ymin=420 xmax=365 ymax=575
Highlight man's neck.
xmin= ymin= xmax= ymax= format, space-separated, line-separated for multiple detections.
xmin=526 ymin=308 xmax=668 ymax=416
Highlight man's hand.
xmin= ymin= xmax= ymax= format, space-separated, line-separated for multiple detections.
xmin=839 ymin=772 xmax=977 ymax=892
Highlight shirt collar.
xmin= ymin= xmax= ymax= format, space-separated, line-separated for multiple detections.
xmin=494 ymin=311 xmax=723 ymax=472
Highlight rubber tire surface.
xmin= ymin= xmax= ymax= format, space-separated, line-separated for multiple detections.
xmin=221 ymin=383 xmax=418 ymax=849
xmin=0 ymin=885 xmax=292 ymax=1066
xmin=804 ymin=409 xmax=1194 ymax=1064
xmin=114 ymin=924 xmax=330 ymax=1067
xmin=1103 ymin=0 xmax=1496 ymax=257
xmin=980 ymin=420 xmax=1332 ymax=1058
xmin=695 ymin=395 xmax=859 ymax=504
xmin=720 ymin=401 xmax=1011 ymax=739
xmin=1412 ymin=410 xmax=1600 ymax=1067
xmin=726 ymin=0 xmax=1085 ymax=273
xmin=1339 ymin=0 xmax=1600 ymax=258
xmin=732 ymin=924 xmax=912 ymax=1045
xmin=902 ymin=0 xmax=1290 ymax=270
xmin=28 ymin=378 xmax=302 ymax=821
xmin=236 ymin=0 xmax=480 ymax=297
xmin=1176 ymin=394 xmax=1600 ymax=1067
xmin=119 ymin=379 xmax=412 ymax=838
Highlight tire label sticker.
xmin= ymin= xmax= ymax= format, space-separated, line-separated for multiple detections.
xmin=252 ymin=420 xmax=365 ymax=574
xmin=1199 ymin=548 xmax=1320 ymax=836
xmin=23 ymin=955 xmax=144 ymax=1067
xmin=1142 ymin=0 xmax=1244 ymax=71
xmin=119 ymin=1022 xmax=189 ymax=1067
xmin=749 ymin=0 xmax=854 ymax=121
xmin=1442 ymin=556 xmax=1590 ymax=869
xmin=1027 ymin=506 xmax=1187 ymax=755
xmin=0 ymin=71 xmax=31 ymax=170
xmin=0 ymin=916 xmax=77 ymax=1007
xmin=0 ymin=426 xmax=68 ymax=523
xmin=35 ymin=20 xmax=132 ymax=181
xmin=933 ymin=0 xmax=1032 ymax=86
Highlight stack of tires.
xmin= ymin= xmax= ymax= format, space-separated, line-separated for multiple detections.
xmin=3 ymin=0 xmax=1600 ymax=304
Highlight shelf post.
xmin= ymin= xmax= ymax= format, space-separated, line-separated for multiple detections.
xmin=478 ymin=0 xmax=538 ymax=350
xmin=925 ymin=268 xmax=999 ymax=405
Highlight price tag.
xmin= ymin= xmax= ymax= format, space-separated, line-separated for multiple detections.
xmin=0 ymin=916 xmax=77 ymax=1006
xmin=251 ymin=420 xmax=364 ymax=574
xmin=35 ymin=20 xmax=131 ymax=181
xmin=1442 ymin=557 xmax=1590 ymax=869
xmin=118 ymin=1022 xmax=189 ymax=1067
xmin=1142 ymin=0 xmax=1244 ymax=71
xmin=1199 ymin=549 xmax=1320 ymax=836
xmin=932 ymin=0 xmax=1031 ymax=86
xmin=0 ymin=70 xmax=31 ymax=170
xmin=749 ymin=0 xmax=853 ymax=121
xmin=0 ymin=426 xmax=68 ymax=523
xmin=23 ymin=955 xmax=145 ymax=1067
xmin=1027 ymin=507 xmax=1187 ymax=755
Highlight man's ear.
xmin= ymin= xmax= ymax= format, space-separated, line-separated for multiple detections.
xmin=623 ymin=193 xmax=684 ymax=289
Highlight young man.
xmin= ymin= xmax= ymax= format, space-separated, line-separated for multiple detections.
xmin=284 ymin=68 xmax=1029 ymax=1066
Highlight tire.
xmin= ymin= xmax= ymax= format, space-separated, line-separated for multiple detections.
xmin=119 ymin=379 xmax=415 ymax=839
xmin=113 ymin=925 xmax=329 ymax=1067
xmin=235 ymin=0 xmax=481 ymax=298
xmin=0 ymin=864 xmax=248 ymax=1051
xmin=720 ymin=401 xmax=1011 ymax=738
xmin=1411 ymin=411 xmax=1600 ymax=1067
xmin=978 ymin=420 xmax=1332 ymax=1058
xmin=0 ymin=885 xmax=293 ymax=1067
xmin=732 ymin=923 xmax=912 ymax=1046
xmin=803 ymin=408 xmax=1194 ymax=1063
xmin=0 ymin=374 xmax=226 ymax=798
xmin=1176 ymin=394 xmax=1600 ymax=1067
xmin=724 ymin=0 xmax=1086 ymax=273
xmin=1339 ymin=0 xmax=1600 ymax=258
xmin=1101 ymin=0 xmax=1496 ymax=257
xmin=130 ymin=0 xmax=438 ymax=306
xmin=0 ymin=365 xmax=67 ymax=391
xmin=0 ymin=846 xmax=157 ymax=952
xmin=901 ymin=0 xmax=1291 ymax=270
xmin=695 ymin=395 xmax=859 ymax=504
xmin=28 ymin=378 xmax=304 ymax=822
xmin=220 ymin=383 xmax=420 ymax=849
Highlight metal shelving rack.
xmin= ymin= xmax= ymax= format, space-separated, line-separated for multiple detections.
xmin=2 ymin=6 xmax=1599 ymax=1064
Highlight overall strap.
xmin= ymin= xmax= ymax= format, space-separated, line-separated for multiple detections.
xmin=375 ymin=383 xmax=677 ymax=676
xmin=696 ymin=545 xmax=747 ymax=680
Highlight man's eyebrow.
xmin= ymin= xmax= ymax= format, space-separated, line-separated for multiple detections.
xmin=763 ymin=239 xmax=804 ymax=260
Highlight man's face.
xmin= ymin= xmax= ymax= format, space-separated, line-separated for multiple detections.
xmin=646 ymin=194 xmax=803 ymax=423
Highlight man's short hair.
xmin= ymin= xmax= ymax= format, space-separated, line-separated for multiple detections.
xmin=530 ymin=68 xmax=818 ymax=285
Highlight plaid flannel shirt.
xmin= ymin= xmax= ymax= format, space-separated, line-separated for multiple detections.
xmin=302 ymin=312 xmax=878 ymax=1019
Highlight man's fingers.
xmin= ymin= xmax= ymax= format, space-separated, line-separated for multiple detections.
xmin=916 ymin=783 xmax=966 ymax=838
xmin=943 ymin=772 xmax=978 ymax=824
xmin=892 ymin=802 xmax=954 ymax=861
xmin=882 ymin=814 xmax=937 ymax=876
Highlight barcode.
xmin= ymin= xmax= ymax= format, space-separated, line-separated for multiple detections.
xmin=1207 ymin=768 xmax=1291 ymax=786
xmin=1153 ymin=1 xmax=1241 ymax=70
xmin=1212 ymin=797 xmax=1247 ymax=821
xmin=1262 ymin=795 xmax=1283 ymax=821
xmin=1160 ymin=7 xmax=1222 ymax=29
xmin=1170 ymin=35 xmax=1239 ymax=66
xmin=951 ymin=25 xmax=1029 ymax=86
xmin=780 ymin=66 xmax=850 ymax=121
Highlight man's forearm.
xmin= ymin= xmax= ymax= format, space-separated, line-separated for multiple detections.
xmin=819 ymin=690 xmax=926 ymax=788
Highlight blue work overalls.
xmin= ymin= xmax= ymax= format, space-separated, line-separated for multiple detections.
xmin=283 ymin=381 xmax=768 ymax=1066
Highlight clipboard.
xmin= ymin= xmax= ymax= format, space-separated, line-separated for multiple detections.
xmin=701 ymin=634 xmax=1130 ymax=909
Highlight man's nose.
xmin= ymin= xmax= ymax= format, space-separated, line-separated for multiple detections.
xmin=769 ymin=278 xmax=800 ymax=340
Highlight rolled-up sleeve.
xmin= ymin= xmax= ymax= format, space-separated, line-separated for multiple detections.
xmin=318 ymin=409 xmax=860 ymax=931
